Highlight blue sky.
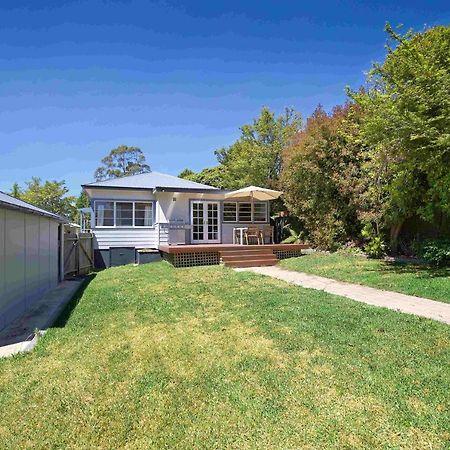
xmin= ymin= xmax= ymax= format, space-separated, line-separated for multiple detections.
xmin=0 ymin=1 xmax=449 ymax=196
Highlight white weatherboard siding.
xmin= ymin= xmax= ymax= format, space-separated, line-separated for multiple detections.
xmin=0 ymin=207 xmax=60 ymax=331
xmin=88 ymin=189 xmax=270 ymax=248
xmin=157 ymin=192 xmax=225 ymax=244
xmin=157 ymin=192 xmax=225 ymax=224
xmin=90 ymin=189 xmax=159 ymax=249
xmin=89 ymin=188 xmax=156 ymax=202
xmin=93 ymin=228 xmax=159 ymax=250
xmin=89 ymin=191 xmax=214 ymax=249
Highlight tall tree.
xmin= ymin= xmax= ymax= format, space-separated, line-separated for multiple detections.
xmin=178 ymin=169 xmax=195 ymax=179
xmin=76 ymin=190 xmax=90 ymax=210
xmin=282 ymin=104 xmax=365 ymax=249
xmin=15 ymin=177 xmax=77 ymax=220
xmin=215 ymin=107 xmax=302 ymax=189
xmin=9 ymin=182 xmax=21 ymax=199
xmin=350 ymin=24 xmax=450 ymax=246
xmin=71 ymin=190 xmax=91 ymax=224
xmin=94 ymin=145 xmax=151 ymax=181
xmin=178 ymin=166 xmax=227 ymax=189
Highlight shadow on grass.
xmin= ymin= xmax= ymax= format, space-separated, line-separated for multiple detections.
xmin=379 ymin=260 xmax=450 ymax=279
xmin=53 ymin=273 xmax=97 ymax=329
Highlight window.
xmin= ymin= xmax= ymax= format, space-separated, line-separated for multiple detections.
xmin=95 ymin=201 xmax=114 ymax=227
xmin=94 ymin=201 xmax=154 ymax=227
xmin=238 ymin=203 xmax=252 ymax=222
xmin=253 ymin=202 xmax=267 ymax=222
xmin=116 ymin=202 xmax=133 ymax=227
xmin=222 ymin=201 xmax=268 ymax=223
xmin=135 ymin=202 xmax=153 ymax=227
xmin=223 ymin=202 xmax=237 ymax=222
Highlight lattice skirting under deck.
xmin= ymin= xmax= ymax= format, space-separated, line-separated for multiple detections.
xmin=273 ymin=249 xmax=303 ymax=260
xmin=162 ymin=251 xmax=220 ymax=268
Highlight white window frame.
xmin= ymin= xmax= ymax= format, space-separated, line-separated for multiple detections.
xmin=115 ymin=201 xmax=134 ymax=228
xmin=252 ymin=202 xmax=268 ymax=223
xmin=238 ymin=202 xmax=253 ymax=223
xmin=134 ymin=201 xmax=155 ymax=228
xmin=93 ymin=200 xmax=115 ymax=228
xmin=222 ymin=201 xmax=268 ymax=223
xmin=223 ymin=202 xmax=238 ymax=223
xmin=94 ymin=200 xmax=155 ymax=228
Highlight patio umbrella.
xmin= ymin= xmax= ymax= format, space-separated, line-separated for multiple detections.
xmin=224 ymin=185 xmax=283 ymax=201
xmin=225 ymin=186 xmax=282 ymax=225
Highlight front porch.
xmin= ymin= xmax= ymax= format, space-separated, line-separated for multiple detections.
xmin=159 ymin=243 xmax=310 ymax=268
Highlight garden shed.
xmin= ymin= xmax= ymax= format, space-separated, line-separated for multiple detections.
xmin=0 ymin=192 xmax=67 ymax=331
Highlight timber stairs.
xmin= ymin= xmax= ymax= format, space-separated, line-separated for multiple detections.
xmin=219 ymin=247 xmax=278 ymax=268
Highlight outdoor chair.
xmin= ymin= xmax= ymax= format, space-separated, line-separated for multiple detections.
xmin=244 ymin=227 xmax=261 ymax=245
xmin=260 ymin=225 xmax=274 ymax=244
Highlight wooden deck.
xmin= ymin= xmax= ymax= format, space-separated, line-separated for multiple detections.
xmin=159 ymin=243 xmax=309 ymax=254
xmin=159 ymin=243 xmax=309 ymax=268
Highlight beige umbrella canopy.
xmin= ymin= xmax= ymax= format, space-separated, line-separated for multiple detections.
xmin=224 ymin=185 xmax=283 ymax=201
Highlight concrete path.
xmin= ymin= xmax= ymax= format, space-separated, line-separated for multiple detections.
xmin=236 ymin=266 xmax=450 ymax=325
xmin=0 ymin=278 xmax=85 ymax=358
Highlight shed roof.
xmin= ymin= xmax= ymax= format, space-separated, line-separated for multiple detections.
xmin=0 ymin=191 xmax=68 ymax=222
xmin=82 ymin=171 xmax=219 ymax=192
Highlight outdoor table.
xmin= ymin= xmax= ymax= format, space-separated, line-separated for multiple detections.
xmin=233 ymin=227 xmax=248 ymax=245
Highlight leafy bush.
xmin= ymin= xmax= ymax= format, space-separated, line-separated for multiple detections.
xmin=361 ymin=224 xmax=386 ymax=258
xmin=337 ymin=241 xmax=366 ymax=257
xmin=364 ymin=236 xmax=387 ymax=259
xmin=419 ymin=239 xmax=450 ymax=267
xmin=281 ymin=226 xmax=305 ymax=244
xmin=274 ymin=215 xmax=306 ymax=244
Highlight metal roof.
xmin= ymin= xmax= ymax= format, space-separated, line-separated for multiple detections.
xmin=0 ymin=191 xmax=68 ymax=222
xmin=82 ymin=171 xmax=219 ymax=191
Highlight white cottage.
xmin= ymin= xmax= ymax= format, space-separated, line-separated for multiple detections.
xmin=82 ymin=171 xmax=305 ymax=268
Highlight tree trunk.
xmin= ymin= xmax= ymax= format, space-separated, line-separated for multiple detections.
xmin=389 ymin=221 xmax=404 ymax=253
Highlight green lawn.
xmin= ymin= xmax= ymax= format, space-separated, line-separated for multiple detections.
xmin=0 ymin=262 xmax=449 ymax=449
xmin=280 ymin=252 xmax=450 ymax=303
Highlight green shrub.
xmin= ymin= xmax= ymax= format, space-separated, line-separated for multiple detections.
xmin=361 ymin=224 xmax=386 ymax=258
xmin=337 ymin=241 xmax=366 ymax=257
xmin=364 ymin=236 xmax=387 ymax=258
xmin=420 ymin=239 xmax=450 ymax=267
xmin=281 ymin=226 xmax=305 ymax=244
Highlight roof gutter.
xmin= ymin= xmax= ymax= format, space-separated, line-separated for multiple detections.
xmin=82 ymin=185 xmax=225 ymax=194
xmin=81 ymin=184 xmax=150 ymax=191
xmin=152 ymin=187 xmax=225 ymax=194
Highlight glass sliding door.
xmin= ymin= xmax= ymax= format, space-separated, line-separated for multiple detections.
xmin=191 ymin=201 xmax=220 ymax=243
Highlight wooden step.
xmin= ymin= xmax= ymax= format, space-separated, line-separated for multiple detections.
xmin=219 ymin=248 xmax=274 ymax=255
xmin=221 ymin=253 xmax=277 ymax=262
xmin=223 ymin=258 xmax=278 ymax=268
xmin=219 ymin=246 xmax=278 ymax=268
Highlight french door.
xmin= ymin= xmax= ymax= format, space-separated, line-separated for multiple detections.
xmin=191 ymin=201 xmax=220 ymax=243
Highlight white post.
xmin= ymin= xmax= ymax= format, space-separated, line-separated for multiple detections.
xmin=59 ymin=224 xmax=65 ymax=282
xmin=251 ymin=191 xmax=254 ymax=224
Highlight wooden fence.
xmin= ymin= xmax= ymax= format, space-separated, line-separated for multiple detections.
xmin=64 ymin=232 xmax=93 ymax=277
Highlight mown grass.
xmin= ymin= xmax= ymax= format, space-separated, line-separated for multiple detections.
xmin=0 ymin=262 xmax=449 ymax=449
xmin=280 ymin=252 xmax=450 ymax=303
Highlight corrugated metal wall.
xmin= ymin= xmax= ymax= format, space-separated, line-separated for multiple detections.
xmin=0 ymin=207 xmax=59 ymax=331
